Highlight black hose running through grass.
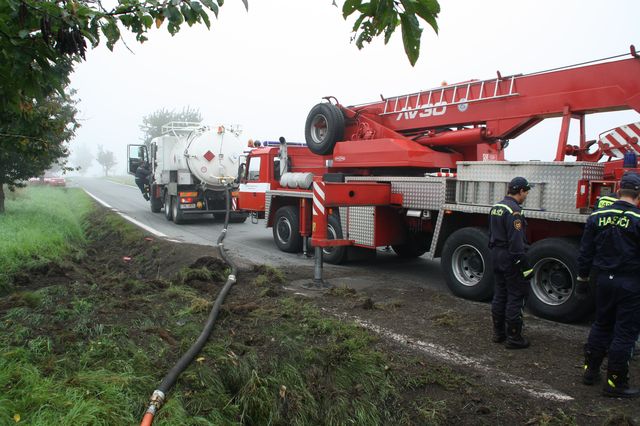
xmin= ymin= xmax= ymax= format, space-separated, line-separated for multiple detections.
xmin=141 ymin=185 xmax=237 ymax=426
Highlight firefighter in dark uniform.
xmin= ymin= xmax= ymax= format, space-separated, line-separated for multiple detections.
xmin=135 ymin=162 xmax=152 ymax=201
xmin=577 ymin=172 xmax=640 ymax=398
xmin=489 ymin=177 xmax=533 ymax=349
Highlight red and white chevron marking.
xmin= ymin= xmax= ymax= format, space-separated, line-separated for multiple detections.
xmin=312 ymin=181 xmax=325 ymax=216
xmin=598 ymin=122 xmax=640 ymax=158
xmin=232 ymin=197 xmax=237 ymax=211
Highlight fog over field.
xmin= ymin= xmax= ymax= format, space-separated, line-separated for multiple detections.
xmin=68 ymin=0 xmax=640 ymax=176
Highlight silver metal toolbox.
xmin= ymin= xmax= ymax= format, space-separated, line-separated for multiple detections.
xmin=455 ymin=161 xmax=603 ymax=214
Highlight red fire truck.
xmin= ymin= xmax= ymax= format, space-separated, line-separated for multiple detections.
xmin=236 ymin=47 xmax=640 ymax=323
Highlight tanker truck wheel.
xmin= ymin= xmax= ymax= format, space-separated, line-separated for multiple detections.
xmin=526 ymin=238 xmax=594 ymax=323
xmin=150 ymin=184 xmax=162 ymax=213
xmin=441 ymin=227 xmax=494 ymax=301
xmin=171 ymin=196 xmax=185 ymax=225
xmin=273 ymin=206 xmax=302 ymax=253
xmin=304 ymin=103 xmax=345 ymax=155
xmin=164 ymin=192 xmax=173 ymax=221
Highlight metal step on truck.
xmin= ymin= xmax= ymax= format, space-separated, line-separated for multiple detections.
xmin=128 ymin=122 xmax=249 ymax=224
xmin=235 ymin=47 xmax=640 ymax=323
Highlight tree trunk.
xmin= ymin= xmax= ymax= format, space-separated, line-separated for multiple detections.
xmin=0 ymin=184 xmax=5 ymax=213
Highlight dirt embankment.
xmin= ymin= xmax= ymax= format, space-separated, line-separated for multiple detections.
xmin=2 ymin=206 xmax=639 ymax=425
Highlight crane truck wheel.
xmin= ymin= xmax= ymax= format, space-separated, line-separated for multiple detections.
xmin=308 ymin=215 xmax=347 ymax=264
xmin=150 ymin=184 xmax=162 ymax=213
xmin=304 ymin=103 xmax=345 ymax=155
xmin=392 ymin=232 xmax=432 ymax=258
xmin=164 ymin=192 xmax=173 ymax=221
xmin=273 ymin=205 xmax=303 ymax=253
xmin=171 ymin=196 xmax=185 ymax=224
xmin=526 ymin=238 xmax=593 ymax=323
xmin=441 ymin=227 xmax=494 ymax=301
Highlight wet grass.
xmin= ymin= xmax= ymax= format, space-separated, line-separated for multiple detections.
xmin=0 ymin=187 xmax=92 ymax=293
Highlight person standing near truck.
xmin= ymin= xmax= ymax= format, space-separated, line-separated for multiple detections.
xmin=135 ymin=162 xmax=152 ymax=201
xmin=577 ymin=172 xmax=640 ymax=398
xmin=489 ymin=177 xmax=533 ymax=349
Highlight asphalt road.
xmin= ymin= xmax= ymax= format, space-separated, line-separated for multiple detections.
xmin=71 ymin=177 xmax=448 ymax=293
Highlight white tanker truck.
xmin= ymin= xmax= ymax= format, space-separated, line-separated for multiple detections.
xmin=127 ymin=122 xmax=248 ymax=224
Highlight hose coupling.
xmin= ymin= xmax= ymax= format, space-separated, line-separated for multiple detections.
xmin=145 ymin=390 xmax=165 ymax=415
xmin=228 ymin=274 xmax=236 ymax=283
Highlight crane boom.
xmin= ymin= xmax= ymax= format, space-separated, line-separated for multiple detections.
xmin=320 ymin=47 xmax=640 ymax=167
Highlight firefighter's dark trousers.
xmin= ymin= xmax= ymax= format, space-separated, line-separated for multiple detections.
xmin=586 ymin=272 xmax=640 ymax=370
xmin=491 ymin=248 xmax=529 ymax=324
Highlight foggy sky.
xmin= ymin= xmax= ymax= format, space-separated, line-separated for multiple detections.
xmin=68 ymin=0 xmax=640 ymax=176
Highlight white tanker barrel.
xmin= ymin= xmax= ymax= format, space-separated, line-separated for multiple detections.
xmin=182 ymin=127 xmax=244 ymax=187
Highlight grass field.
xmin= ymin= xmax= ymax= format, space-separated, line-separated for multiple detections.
xmin=0 ymin=187 xmax=92 ymax=293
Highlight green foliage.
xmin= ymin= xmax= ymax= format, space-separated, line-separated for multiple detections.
xmin=0 ymin=186 xmax=91 ymax=291
xmin=343 ymin=0 xmax=440 ymax=65
xmin=1 ymin=1 xmax=439 ymax=210
xmin=96 ymin=144 xmax=117 ymax=177
xmin=140 ymin=106 xmax=203 ymax=146
xmin=0 ymin=89 xmax=79 ymax=210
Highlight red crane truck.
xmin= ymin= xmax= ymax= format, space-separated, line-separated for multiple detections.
xmin=236 ymin=47 xmax=640 ymax=323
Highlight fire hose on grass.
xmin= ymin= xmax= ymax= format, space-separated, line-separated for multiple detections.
xmin=140 ymin=185 xmax=237 ymax=426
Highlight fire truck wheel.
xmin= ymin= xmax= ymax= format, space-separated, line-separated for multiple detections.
xmin=441 ymin=227 xmax=494 ymax=301
xmin=304 ymin=103 xmax=345 ymax=155
xmin=150 ymin=184 xmax=162 ymax=213
xmin=172 ymin=196 xmax=185 ymax=225
xmin=164 ymin=193 xmax=173 ymax=221
xmin=228 ymin=214 xmax=248 ymax=224
xmin=323 ymin=215 xmax=347 ymax=264
xmin=526 ymin=238 xmax=594 ymax=323
xmin=273 ymin=206 xmax=303 ymax=253
xmin=213 ymin=213 xmax=248 ymax=223
xmin=392 ymin=232 xmax=432 ymax=258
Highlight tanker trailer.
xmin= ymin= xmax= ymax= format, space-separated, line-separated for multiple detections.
xmin=127 ymin=122 xmax=249 ymax=224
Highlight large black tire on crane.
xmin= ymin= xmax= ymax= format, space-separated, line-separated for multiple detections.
xmin=273 ymin=206 xmax=303 ymax=253
xmin=304 ymin=103 xmax=345 ymax=155
xmin=441 ymin=227 xmax=495 ymax=301
xmin=392 ymin=232 xmax=432 ymax=258
xmin=526 ymin=237 xmax=594 ymax=323
xmin=308 ymin=214 xmax=348 ymax=264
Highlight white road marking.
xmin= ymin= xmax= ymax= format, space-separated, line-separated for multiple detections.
xmin=83 ymin=189 xmax=168 ymax=238
xmin=84 ymin=190 xmax=113 ymax=209
xmin=335 ymin=312 xmax=574 ymax=402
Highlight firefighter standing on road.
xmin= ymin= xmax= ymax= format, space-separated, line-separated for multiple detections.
xmin=489 ymin=177 xmax=533 ymax=349
xmin=135 ymin=162 xmax=152 ymax=201
xmin=577 ymin=172 xmax=640 ymax=398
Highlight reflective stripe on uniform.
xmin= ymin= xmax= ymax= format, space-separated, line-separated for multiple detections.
xmin=492 ymin=203 xmax=513 ymax=213
xmin=590 ymin=209 xmax=623 ymax=216
xmin=625 ymin=210 xmax=640 ymax=218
